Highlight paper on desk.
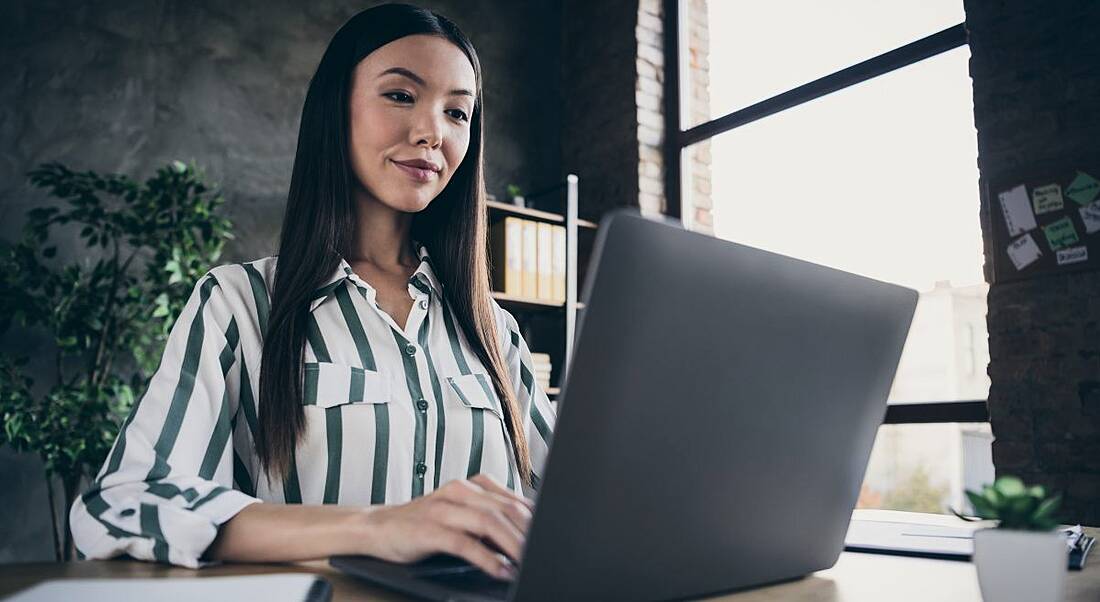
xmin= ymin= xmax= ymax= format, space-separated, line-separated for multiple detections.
xmin=6 ymin=573 xmax=326 ymax=602
xmin=999 ymin=184 xmax=1037 ymax=236
xmin=846 ymin=518 xmax=1085 ymax=558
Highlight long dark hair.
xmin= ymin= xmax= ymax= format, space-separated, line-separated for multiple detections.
xmin=257 ymin=3 xmax=532 ymax=486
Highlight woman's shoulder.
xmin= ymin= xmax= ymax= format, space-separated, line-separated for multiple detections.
xmin=199 ymin=256 xmax=278 ymax=304
xmin=488 ymin=296 xmax=521 ymax=348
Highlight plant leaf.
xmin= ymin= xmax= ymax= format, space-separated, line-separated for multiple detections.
xmin=994 ymin=476 xmax=1026 ymax=497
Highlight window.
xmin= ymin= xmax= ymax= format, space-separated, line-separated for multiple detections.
xmin=666 ymin=1 xmax=991 ymax=513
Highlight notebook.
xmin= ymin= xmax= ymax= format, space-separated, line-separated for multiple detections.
xmin=845 ymin=513 xmax=1094 ymax=570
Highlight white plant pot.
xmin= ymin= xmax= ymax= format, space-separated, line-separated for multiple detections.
xmin=972 ymin=528 xmax=1066 ymax=602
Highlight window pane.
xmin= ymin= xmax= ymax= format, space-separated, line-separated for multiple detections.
xmin=681 ymin=0 xmax=965 ymax=127
xmin=859 ymin=423 xmax=994 ymax=514
xmin=685 ymin=46 xmax=987 ymax=403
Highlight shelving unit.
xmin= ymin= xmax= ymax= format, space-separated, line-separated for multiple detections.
xmin=486 ymin=174 xmax=595 ymax=401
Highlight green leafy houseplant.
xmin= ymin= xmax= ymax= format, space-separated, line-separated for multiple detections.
xmin=0 ymin=160 xmax=233 ymax=561
xmin=506 ymin=183 xmax=525 ymax=207
xmin=953 ymin=475 xmax=1062 ymax=530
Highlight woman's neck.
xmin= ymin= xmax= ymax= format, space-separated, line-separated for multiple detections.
xmin=350 ymin=192 xmax=419 ymax=270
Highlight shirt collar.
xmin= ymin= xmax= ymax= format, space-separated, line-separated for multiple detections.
xmin=308 ymin=240 xmax=443 ymax=313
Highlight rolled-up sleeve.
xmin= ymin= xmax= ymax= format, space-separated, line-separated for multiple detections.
xmin=493 ymin=304 xmax=557 ymax=493
xmin=69 ymin=270 xmax=261 ymax=568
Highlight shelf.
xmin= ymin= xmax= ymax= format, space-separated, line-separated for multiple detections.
xmin=491 ymin=291 xmax=564 ymax=310
xmin=490 ymin=291 xmax=586 ymax=312
xmin=486 ymin=199 xmax=598 ymax=230
xmin=545 ymin=387 xmax=561 ymax=396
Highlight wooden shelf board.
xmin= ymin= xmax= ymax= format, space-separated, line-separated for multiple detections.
xmin=546 ymin=387 xmax=561 ymax=396
xmin=486 ymin=200 xmax=598 ymax=229
xmin=491 ymin=291 xmax=564 ymax=310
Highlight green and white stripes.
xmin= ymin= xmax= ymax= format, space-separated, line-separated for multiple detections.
xmin=70 ymin=249 xmax=556 ymax=569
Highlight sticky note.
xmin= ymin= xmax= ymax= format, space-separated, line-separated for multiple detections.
xmin=1031 ymin=184 xmax=1064 ymax=215
xmin=1042 ymin=216 xmax=1080 ymax=250
xmin=1066 ymin=171 xmax=1100 ymax=206
xmin=1007 ymin=234 xmax=1042 ymax=270
xmin=998 ymin=184 xmax=1037 ymax=236
xmin=1056 ymin=246 xmax=1088 ymax=266
xmin=1080 ymin=201 xmax=1100 ymax=234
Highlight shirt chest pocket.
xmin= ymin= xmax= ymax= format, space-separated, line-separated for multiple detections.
xmin=303 ymin=361 xmax=391 ymax=408
xmin=445 ymin=373 xmax=503 ymax=422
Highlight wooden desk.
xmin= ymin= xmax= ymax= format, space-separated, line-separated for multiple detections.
xmin=3 ymin=531 xmax=1097 ymax=601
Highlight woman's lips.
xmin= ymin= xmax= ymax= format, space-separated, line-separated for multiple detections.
xmin=391 ymin=160 xmax=437 ymax=183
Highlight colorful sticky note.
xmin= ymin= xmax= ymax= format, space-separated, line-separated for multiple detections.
xmin=1056 ymin=246 xmax=1088 ymax=266
xmin=1007 ymin=233 xmax=1042 ymax=270
xmin=1031 ymin=184 xmax=1064 ymax=215
xmin=1081 ymin=201 xmax=1100 ymax=234
xmin=998 ymin=184 xmax=1037 ymax=236
xmin=1066 ymin=171 xmax=1100 ymax=206
xmin=1042 ymin=216 xmax=1080 ymax=250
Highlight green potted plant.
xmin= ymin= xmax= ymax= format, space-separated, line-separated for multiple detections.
xmin=506 ymin=183 xmax=525 ymax=208
xmin=0 ymin=160 xmax=233 ymax=561
xmin=954 ymin=476 xmax=1066 ymax=602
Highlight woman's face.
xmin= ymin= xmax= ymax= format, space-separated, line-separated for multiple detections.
xmin=348 ymin=34 xmax=477 ymax=214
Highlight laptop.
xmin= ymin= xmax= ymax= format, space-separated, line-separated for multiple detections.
xmin=331 ymin=208 xmax=918 ymax=601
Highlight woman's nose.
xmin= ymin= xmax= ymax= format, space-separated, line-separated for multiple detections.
xmin=409 ymin=108 xmax=444 ymax=149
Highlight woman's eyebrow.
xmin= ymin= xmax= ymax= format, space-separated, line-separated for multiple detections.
xmin=378 ymin=66 xmax=474 ymax=98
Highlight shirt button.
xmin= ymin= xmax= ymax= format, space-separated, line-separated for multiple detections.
xmin=416 ymin=399 xmax=428 ymax=412
xmin=415 ymin=462 xmax=427 ymax=476
xmin=405 ymin=343 xmax=416 ymax=356
xmin=419 ymin=299 xmax=428 ymax=310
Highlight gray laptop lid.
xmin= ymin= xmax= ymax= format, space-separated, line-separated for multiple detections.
xmin=512 ymin=209 xmax=917 ymax=601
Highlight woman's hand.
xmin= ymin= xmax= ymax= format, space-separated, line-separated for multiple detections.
xmin=358 ymin=473 xmax=535 ymax=580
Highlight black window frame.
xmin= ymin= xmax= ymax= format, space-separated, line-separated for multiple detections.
xmin=661 ymin=1 xmax=987 ymax=425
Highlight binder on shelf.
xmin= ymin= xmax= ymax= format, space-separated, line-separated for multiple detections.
xmin=537 ymin=222 xmax=554 ymax=301
xmin=521 ymin=219 xmax=538 ymax=298
xmin=490 ymin=217 xmax=524 ymax=295
xmin=530 ymin=352 xmax=553 ymax=391
xmin=552 ymin=225 xmax=566 ymax=303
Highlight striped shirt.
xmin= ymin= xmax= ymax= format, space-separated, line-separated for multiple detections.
xmin=69 ymin=242 xmax=556 ymax=568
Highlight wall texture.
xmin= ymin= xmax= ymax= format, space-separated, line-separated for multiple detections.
xmin=968 ymin=0 xmax=1100 ymax=525
xmin=0 ymin=0 xmax=564 ymax=563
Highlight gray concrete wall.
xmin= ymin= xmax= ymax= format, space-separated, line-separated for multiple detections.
xmin=0 ymin=0 xmax=562 ymax=563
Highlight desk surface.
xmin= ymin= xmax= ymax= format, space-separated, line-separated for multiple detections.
xmin=3 ymin=521 xmax=1098 ymax=601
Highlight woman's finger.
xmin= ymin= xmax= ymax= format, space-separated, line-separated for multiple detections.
xmin=463 ymin=488 xmax=534 ymax=535
xmin=435 ymin=500 xmax=525 ymax=564
xmin=444 ymin=475 xmax=533 ymax=534
xmin=470 ymin=473 xmax=535 ymax=509
xmin=434 ymin=526 xmax=517 ymax=581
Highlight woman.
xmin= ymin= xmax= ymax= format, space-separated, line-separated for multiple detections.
xmin=69 ymin=4 xmax=555 ymax=582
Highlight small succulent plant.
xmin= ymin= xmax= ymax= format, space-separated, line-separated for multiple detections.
xmin=953 ymin=476 xmax=1062 ymax=531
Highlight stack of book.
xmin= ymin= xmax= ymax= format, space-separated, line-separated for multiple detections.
xmin=529 ymin=352 xmax=553 ymax=392
xmin=489 ymin=217 xmax=566 ymax=303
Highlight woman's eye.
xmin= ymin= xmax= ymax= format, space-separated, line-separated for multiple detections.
xmin=384 ymin=91 xmax=414 ymax=103
xmin=387 ymin=91 xmax=468 ymax=122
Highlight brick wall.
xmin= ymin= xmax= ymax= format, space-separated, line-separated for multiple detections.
xmin=636 ymin=0 xmax=665 ymax=217
xmin=967 ymin=0 xmax=1100 ymax=525
xmin=563 ymin=0 xmax=710 ymax=227
xmin=684 ymin=0 xmax=713 ymax=235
